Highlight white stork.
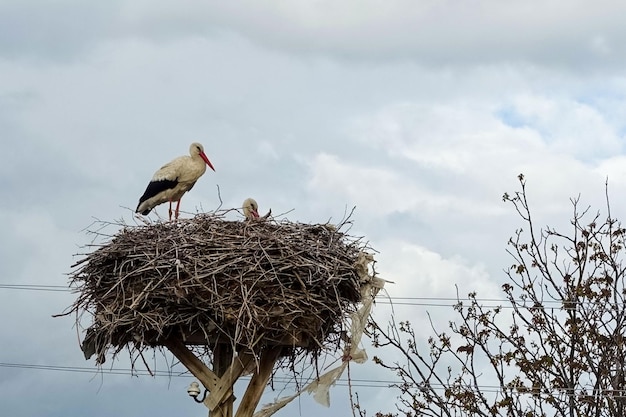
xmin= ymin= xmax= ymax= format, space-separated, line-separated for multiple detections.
xmin=136 ymin=142 xmax=215 ymax=220
xmin=242 ymin=197 xmax=272 ymax=220
xmin=242 ymin=198 xmax=260 ymax=220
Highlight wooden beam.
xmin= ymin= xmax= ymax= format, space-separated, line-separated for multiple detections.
xmin=210 ymin=344 xmax=234 ymax=417
xmin=234 ymin=347 xmax=282 ymax=417
xmin=207 ymin=351 xmax=254 ymax=411
xmin=164 ymin=338 xmax=218 ymax=392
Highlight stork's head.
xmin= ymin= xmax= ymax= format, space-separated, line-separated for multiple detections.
xmin=189 ymin=142 xmax=215 ymax=171
xmin=242 ymin=198 xmax=260 ymax=220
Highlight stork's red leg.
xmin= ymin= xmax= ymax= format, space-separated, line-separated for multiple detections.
xmin=175 ymin=199 xmax=181 ymax=220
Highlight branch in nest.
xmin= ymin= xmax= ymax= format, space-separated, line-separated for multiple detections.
xmin=61 ymin=211 xmax=378 ymax=373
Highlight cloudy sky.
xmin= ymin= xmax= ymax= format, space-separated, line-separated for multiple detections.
xmin=3 ymin=1 xmax=626 ymax=416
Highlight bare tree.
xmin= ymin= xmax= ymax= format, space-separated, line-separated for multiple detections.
xmin=367 ymin=174 xmax=626 ymax=417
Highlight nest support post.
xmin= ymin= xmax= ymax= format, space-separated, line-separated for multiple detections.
xmin=163 ymin=339 xmax=247 ymax=416
xmin=165 ymin=338 xmax=280 ymax=417
xmin=211 ymin=343 xmax=235 ymax=417
xmin=235 ymin=346 xmax=283 ymax=417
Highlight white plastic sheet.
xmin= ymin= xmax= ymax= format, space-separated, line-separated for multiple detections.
xmin=254 ymin=252 xmax=386 ymax=417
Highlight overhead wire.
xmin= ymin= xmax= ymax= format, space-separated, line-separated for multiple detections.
xmin=3 ymin=361 xmax=626 ymax=398
xmin=2 ymin=284 xmax=625 ymax=309
xmin=3 ymin=286 xmax=626 ymax=398
xmin=0 ymin=284 xmax=72 ymax=292
xmin=0 ymin=361 xmax=396 ymax=388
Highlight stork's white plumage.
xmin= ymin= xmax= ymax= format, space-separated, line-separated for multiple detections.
xmin=242 ymin=198 xmax=260 ymax=220
xmin=136 ymin=142 xmax=215 ymax=220
xmin=242 ymin=197 xmax=272 ymax=220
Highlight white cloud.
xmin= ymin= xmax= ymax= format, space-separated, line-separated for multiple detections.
xmin=590 ymin=35 xmax=612 ymax=56
xmin=307 ymin=153 xmax=421 ymax=215
xmin=4 ymin=1 xmax=626 ymax=69
xmin=0 ymin=1 xmax=122 ymax=60
xmin=594 ymin=156 xmax=626 ymax=186
xmin=376 ymin=239 xmax=498 ymax=301
xmin=509 ymin=94 xmax=623 ymax=159
xmin=116 ymin=1 xmax=626 ymax=68
xmin=349 ymin=100 xmax=545 ymax=171
xmin=0 ymin=209 xmax=77 ymax=283
xmin=346 ymin=98 xmax=624 ymax=215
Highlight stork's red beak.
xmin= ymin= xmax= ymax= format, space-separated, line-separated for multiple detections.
xmin=252 ymin=209 xmax=259 ymax=218
xmin=200 ymin=151 xmax=215 ymax=171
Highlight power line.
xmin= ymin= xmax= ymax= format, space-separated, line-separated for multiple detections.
xmin=0 ymin=361 xmax=394 ymax=388
xmin=2 ymin=284 xmax=625 ymax=309
xmin=0 ymin=284 xmax=71 ymax=292
xmin=0 ymin=284 xmax=547 ymax=308
xmin=4 ymin=361 xmax=626 ymax=398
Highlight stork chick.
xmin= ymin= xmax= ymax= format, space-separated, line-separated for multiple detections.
xmin=242 ymin=198 xmax=260 ymax=220
xmin=242 ymin=197 xmax=272 ymax=220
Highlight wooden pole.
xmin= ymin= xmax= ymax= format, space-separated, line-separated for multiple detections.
xmin=206 ymin=352 xmax=254 ymax=411
xmin=234 ymin=346 xmax=282 ymax=417
xmin=210 ymin=344 xmax=234 ymax=417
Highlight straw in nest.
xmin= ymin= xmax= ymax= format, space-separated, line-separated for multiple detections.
xmin=60 ymin=212 xmax=377 ymax=367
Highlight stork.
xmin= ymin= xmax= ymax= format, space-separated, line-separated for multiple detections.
xmin=242 ymin=198 xmax=272 ymax=220
xmin=136 ymin=142 xmax=215 ymax=220
xmin=242 ymin=198 xmax=260 ymax=220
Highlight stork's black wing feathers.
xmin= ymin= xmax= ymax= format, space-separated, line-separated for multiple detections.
xmin=136 ymin=179 xmax=178 ymax=214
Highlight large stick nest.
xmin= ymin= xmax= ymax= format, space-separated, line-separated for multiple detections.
xmin=64 ymin=212 xmax=377 ymax=365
